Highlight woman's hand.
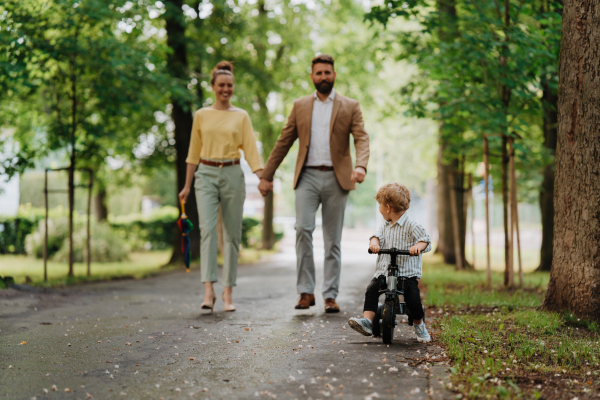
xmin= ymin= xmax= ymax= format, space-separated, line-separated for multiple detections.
xmin=178 ymin=187 xmax=191 ymax=204
xmin=369 ymin=237 xmax=381 ymax=254
xmin=258 ymin=179 xmax=273 ymax=197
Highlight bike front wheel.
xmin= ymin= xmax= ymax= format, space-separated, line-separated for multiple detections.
xmin=381 ymin=302 xmax=395 ymax=344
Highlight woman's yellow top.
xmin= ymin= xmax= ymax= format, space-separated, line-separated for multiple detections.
xmin=185 ymin=108 xmax=263 ymax=172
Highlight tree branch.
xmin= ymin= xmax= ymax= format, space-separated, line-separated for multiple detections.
xmin=513 ymin=0 xmax=527 ymax=23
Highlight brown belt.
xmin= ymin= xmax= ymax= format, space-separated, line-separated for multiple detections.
xmin=200 ymin=159 xmax=240 ymax=168
xmin=306 ymin=165 xmax=334 ymax=171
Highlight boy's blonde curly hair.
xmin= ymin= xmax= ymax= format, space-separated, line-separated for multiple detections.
xmin=375 ymin=182 xmax=411 ymax=213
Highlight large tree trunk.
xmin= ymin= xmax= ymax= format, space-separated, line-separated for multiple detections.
xmin=434 ymin=0 xmax=461 ymax=264
xmin=542 ymin=0 xmax=600 ymax=319
xmin=538 ymin=79 xmax=558 ymax=271
xmin=164 ymin=0 xmax=200 ymax=265
xmin=537 ymin=0 xmax=561 ymax=272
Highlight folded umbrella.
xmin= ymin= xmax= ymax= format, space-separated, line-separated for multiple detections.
xmin=177 ymin=201 xmax=194 ymax=273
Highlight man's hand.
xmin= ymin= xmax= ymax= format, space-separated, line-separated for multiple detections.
xmin=409 ymin=241 xmax=429 ymax=256
xmin=258 ymin=178 xmax=273 ymax=197
xmin=351 ymin=167 xmax=366 ymax=184
xmin=369 ymin=237 xmax=381 ymax=254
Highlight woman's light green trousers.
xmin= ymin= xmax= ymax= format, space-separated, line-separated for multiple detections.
xmin=194 ymin=162 xmax=245 ymax=287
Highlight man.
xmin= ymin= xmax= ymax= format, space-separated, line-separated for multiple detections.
xmin=258 ymin=54 xmax=370 ymax=313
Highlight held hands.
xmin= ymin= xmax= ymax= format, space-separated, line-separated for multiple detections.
xmin=369 ymin=237 xmax=381 ymax=254
xmin=258 ymin=178 xmax=273 ymax=197
xmin=351 ymin=167 xmax=366 ymax=184
xmin=409 ymin=241 xmax=429 ymax=256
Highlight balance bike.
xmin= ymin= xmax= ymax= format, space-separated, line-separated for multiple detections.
xmin=368 ymin=247 xmax=424 ymax=344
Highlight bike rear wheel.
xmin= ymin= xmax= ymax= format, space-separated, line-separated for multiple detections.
xmin=381 ymin=302 xmax=395 ymax=344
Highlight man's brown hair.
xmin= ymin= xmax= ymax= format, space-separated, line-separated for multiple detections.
xmin=311 ymin=54 xmax=334 ymax=69
xmin=375 ymin=183 xmax=411 ymax=213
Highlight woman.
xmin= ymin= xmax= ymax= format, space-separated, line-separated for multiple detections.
xmin=178 ymin=61 xmax=263 ymax=312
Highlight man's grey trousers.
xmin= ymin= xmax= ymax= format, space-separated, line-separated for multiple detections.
xmin=295 ymin=169 xmax=349 ymax=299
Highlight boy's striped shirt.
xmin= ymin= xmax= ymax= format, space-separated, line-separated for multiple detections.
xmin=370 ymin=212 xmax=431 ymax=279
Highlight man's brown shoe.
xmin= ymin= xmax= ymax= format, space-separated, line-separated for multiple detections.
xmin=295 ymin=293 xmax=316 ymax=309
xmin=324 ymin=298 xmax=340 ymax=313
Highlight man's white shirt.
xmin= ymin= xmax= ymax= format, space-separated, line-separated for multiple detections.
xmin=306 ymin=89 xmax=335 ymax=167
xmin=371 ymin=212 xmax=432 ymax=279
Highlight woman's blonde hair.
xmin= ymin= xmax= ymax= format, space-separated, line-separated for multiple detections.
xmin=375 ymin=182 xmax=411 ymax=213
xmin=210 ymin=60 xmax=234 ymax=85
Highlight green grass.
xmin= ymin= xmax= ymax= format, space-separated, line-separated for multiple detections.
xmin=423 ymin=253 xmax=549 ymax=309
xmin=423 ymin=254 xmax=600 ymax=399
xmin=0 ymin=247 xmax=272 ymax=288
xmin=0 ymin=251 xmax=172 ymax=287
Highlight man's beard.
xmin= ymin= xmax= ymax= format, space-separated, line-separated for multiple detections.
xmin=315 ymin=80 xmax=334 ymax=94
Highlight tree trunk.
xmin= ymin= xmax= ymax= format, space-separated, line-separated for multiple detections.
xmin=538 ymin=74 xmax=559 ymax=271
xmin=435 ymin=137 xmax=456 ymax=263
xmin=542 ymin=0 xmax=600 ymax=320
xmin=256 ymin=2 xmax=277 ymax=250
xmin=164 ymin=0 xmax=200 ymax=265
xmin=94 ymin=190 xmax=108 ymax=222
xmin=94 ymin=177 xmax=108 ymax=222
xmin=262 ymin=191 xmax=275 ymax=249
xmin=434 ymin=0 xmax=460 ymax=264
xmin=436 ymin=143 xmax=465 ymax=265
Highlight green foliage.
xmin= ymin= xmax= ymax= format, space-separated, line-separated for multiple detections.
xmin=0 ymin=214 xmax=41 ymax=254
xmin=0 ymin=204 xmax=68 ymax=254
xmin=53 ymin=222 xmax=129 ymax=263
xmin=25 ymin=216 xmax=129 ymax=263
xmin=0 ymin=0 xmax=172 ymax=177
xmin=109 ymin=206 xmax=179 ymax=251
xmin=241 ymin=217 xmax=260 ymax=248
xmin=365 ymin=0 xmax=563 ymax=200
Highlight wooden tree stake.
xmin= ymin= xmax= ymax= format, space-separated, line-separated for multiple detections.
xmin=483 ymin=136 xmax=491 ymax=286
xmin=508 ymin=138 xmax=523 ymax=286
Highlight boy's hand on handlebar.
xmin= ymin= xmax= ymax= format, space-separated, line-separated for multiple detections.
xmin=409 ymin=241 xmax=429 ymax=256
xmin=369 ymin=237 xmax=380 ymax=254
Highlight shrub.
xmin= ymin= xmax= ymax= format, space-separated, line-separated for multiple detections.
xmin=0 ymin=204 xmax=68 ymax=255
xmin=109 ymin=206 xmax=179 ymax=251
xmin=26 ymin=217 xmax=129 ymax=263
xmin=242 ymin=217 xmax=260 ymax=248
xmin=24 ymin=217 xmax=68 ymax=258
xmin=0 ymin=216 xmax=40 ymax=254
xmin=53 ymin=223 xmax=129 ymax=263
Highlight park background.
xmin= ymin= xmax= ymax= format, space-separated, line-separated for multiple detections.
xmin=1 ymin=1 xmax=598 ymax=399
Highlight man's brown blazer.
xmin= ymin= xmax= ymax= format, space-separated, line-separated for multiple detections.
xmin=261 ymin=92 xmax=369 ymax=191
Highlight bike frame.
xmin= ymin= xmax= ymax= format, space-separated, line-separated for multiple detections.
xmin=372 ymin=247 xmax=412 ymax=317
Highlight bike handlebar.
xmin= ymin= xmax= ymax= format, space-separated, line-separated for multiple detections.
xmin=368 ymin=247 xmax=414 ymax=256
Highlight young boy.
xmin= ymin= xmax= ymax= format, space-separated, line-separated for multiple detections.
xmin=348 ymin=182 xmax=432 ymax=343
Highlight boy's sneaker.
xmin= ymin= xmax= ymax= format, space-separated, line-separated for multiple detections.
xmin=414 ymin=322 xmax=431 ymax=343
xmin=348 ymin=317 xmax=373 ymax=336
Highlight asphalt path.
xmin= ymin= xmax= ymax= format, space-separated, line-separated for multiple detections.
xmin=1 ymin=230 xmax=452 ymax=400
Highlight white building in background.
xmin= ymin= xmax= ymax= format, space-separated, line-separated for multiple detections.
xmin=0 ymin=173 xmax=19 ymax=217
xmin=0 ymin=129 xmax=19 ymax=217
